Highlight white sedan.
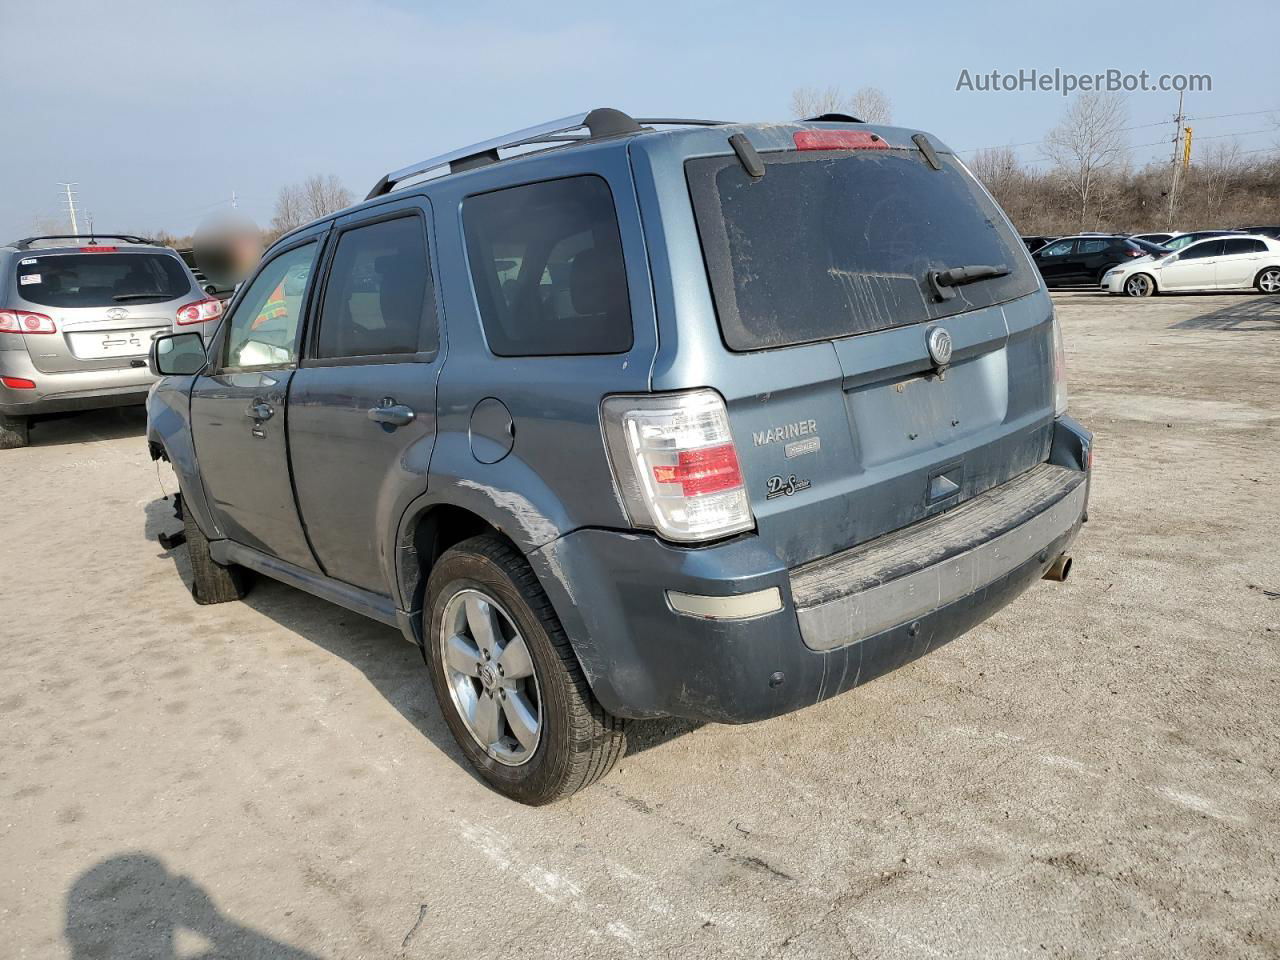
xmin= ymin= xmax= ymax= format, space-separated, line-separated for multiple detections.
xmin=1103 ymin=235 xmax=1280 ymax=297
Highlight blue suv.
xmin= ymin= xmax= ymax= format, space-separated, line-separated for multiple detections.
xmin=147 ymin=109 xmax=1092 ymax=804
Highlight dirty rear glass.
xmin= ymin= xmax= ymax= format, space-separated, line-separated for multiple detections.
xmin=14 ymin=252 xmax=192 ymax=308
xmin=686 ymin=149 xmax=1038 ymax=351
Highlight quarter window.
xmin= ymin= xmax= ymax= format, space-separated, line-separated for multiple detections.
xmin=463 ymin=175 xmax=632 ymax=356
xmin=315 ymin=216 xmax=436 ymax=359
xmin=223 ymin=242 xmax=317 ymax=369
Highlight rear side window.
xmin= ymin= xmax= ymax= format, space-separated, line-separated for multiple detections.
xmin=1078 ymin=239 xmax=1109 ymax=254
xmin=14 ymin=252 xmax=192 ymax=307
xmin=687 ymin=149 xmax=1038 ymax=351
xmin=315 ymin=216 xmax=436 ymax=359
xmin=1224 ymin=238 xmax=1266 ymax=255
xmin=463 ymin=175 xmax=632 ymax=356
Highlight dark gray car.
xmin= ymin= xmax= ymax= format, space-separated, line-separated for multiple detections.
xmin=147 ymin=109 xmax=1093 ymax=804
xmin=1 ymin=235 xmax=221 ymax=447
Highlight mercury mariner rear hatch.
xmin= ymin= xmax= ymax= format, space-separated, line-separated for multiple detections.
xmin=670 ymin=125 xmax=1058 ymax=567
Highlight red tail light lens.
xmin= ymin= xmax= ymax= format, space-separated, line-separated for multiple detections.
xmin=602 ymin=390 xmax=755 ymax=542
xmin=652 ymin=443 xmax=743 ymax=497
xmin=0 ymin=309 xmax=56 ymax=334
xmin=176 ymin=297 xmax=224 ymax=325
xmin=1126 ymin=249 xmax=1144 ymax=257
xmin=78 ymin=246 xmax=118 ymax=253
xmin=794 ymin=130 xmax=888 ymax=151
xmin=1 ymin=376 xmax=36 ymax=389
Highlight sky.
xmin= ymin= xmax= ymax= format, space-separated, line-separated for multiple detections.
xmin=1 ymin=0 xmax=1275 ymax=240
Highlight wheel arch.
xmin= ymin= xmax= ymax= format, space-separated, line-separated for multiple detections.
xmin=1253 ymin=265 xmax=1280 ymax=291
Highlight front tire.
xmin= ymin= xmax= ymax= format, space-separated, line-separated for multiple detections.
xmin=183 ymin=501 xmax=251 ymax=604
xmin=0 ymin=414 xmax=29 ymax=449
xmin=1124 ymin=273 xmax=1156 ymax=298
xmin=424 ymin=535 xmax=626 ymax=804
xmin=1256 ymin=267 xmax=1280 ymax=295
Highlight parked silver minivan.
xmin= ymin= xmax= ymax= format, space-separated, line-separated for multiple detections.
xmin=0 ymin=235 xmax=221 ymax=447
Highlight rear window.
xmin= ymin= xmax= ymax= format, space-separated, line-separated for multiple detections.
xmin=686 ymin=149 xmax=1038 ymax=351
xmin=463 ymin=175 xmax=632 ymax=357
xmin=13 ymin=252 xmax=192 ymax=308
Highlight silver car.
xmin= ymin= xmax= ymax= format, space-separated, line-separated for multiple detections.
xmin=0 ymin=235 xmax=221 ymax=448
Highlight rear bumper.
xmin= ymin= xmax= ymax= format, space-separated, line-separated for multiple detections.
xmin=531 ymin=415 xmax=1092 ymax=724
xmin=0 ymin=350 xmax=154 ymax=416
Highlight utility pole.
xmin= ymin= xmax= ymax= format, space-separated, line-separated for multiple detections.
xmin=1165 ymin=92 xmax=1185 ymax=229
xmin=58 ymin=182 xmax=80 ymax=235
xmin=231 ymin=190 xmax=238 ymax=209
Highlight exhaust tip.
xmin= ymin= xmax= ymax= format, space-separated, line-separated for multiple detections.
xmin=1043 ymin=553 xmax=1072 ymax=582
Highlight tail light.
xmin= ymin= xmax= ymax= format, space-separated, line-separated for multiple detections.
xmin=1126 ymin=248 xmax=1144 ymax=258
xmin=0 ymin=309 xmax=56 ymax=334
xmin=602 ymin=389 xmax=754 ymax=542
xmin=794 ymin=130 xmax=888 ymax=151
xmin=1 ymin=376 xmax=36 ymax=389
xmin=176 ymin=297 xmax=223 ymax=325
xmin=78 ymin=246 xmax=118 ymax=253
xmin=1051 ymin=313 xmax=1069 ymax=416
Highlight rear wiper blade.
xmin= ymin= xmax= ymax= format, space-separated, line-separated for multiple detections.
xmin=928 ymin=264 xmax=1010 ymax=301
xmin=112 ymin=293 xmax=168 ymax=301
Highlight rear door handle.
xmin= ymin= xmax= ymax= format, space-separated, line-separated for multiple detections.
xmin=368 ymin=402 xmax=415 ymax=427
xmin=246 ymin=400 xmax=274 ymax=421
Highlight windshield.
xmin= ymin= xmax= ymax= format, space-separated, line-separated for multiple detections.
xmin=686 ymin=148 xmax=1038 ymax=351
xmin=14 ymin=252 xmax=192 ymax=308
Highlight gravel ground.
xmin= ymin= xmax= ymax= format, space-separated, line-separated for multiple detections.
xmin=1 ymin=291 xmax=1277 ymax=959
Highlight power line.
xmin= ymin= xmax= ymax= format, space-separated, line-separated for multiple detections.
xmin=955 ymin=108 xmax=1279 ymax=155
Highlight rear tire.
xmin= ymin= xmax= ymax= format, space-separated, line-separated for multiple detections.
xmin=0 ymin=414 xmax=29 ymax=449
xmin=424 ymin=534 xmax=626 ymax=804
xmin=183 ymin=504 xmax=251 ymax=604
xmin=1256 ymin=267 xmax=1280 ymax=295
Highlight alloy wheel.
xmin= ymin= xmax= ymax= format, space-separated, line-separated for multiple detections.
xmin=1260 ymin=270 xmax=1280 ymax=294
xmin=1125 ymin=275 xmax=1151 ymax=297
xmin=439 ymin=589 xmax=542 ymax=766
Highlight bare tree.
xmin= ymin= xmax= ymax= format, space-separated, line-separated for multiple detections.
xmin=970 ymin=146 xmax=1022 ymax=201
xmin=1195 ymin=139 xmax=1244 ymax=221
xmin=790 ymin=85 xmax=892 ymax=123
xmin=1041 ymin=92 xmax=1128 ymax=229
xmin=848 ymin=87 xmax=893 ymax=125
xmin=269 ymin=183 xmax=306 ymax=238
xmin=267 ymin=175 xmax=352 ymax=241
xmin=299 ymin=174 xmax=353 ymax=221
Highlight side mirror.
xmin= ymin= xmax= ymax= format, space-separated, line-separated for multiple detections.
xmin=150 ymin=331 xmax=208 ymax=377
xmin=1164 ymin=254 xmax=1179 ymax=264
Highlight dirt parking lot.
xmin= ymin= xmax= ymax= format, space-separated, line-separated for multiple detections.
xmin=1 ymin=291 xmax=1277 ymax=959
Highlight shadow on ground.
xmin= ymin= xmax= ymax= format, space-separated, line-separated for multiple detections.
xmin=65 ymin=853 xmax=321 ymax=959
xmin=142 ymin=498 xmax=700 ymax=787
xmin=26 ymin=405 xmax=147 ymax=447
xmin=1172 ymin=295 xmax=1280 ymax=331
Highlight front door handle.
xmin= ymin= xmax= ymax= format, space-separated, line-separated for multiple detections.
xmin=368 ymin=401 xmax=415 ymax=427
xmin=246 ymin=400 xmax=274 ymax=421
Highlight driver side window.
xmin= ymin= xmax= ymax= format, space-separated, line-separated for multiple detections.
xmin=223 ymin=242 xmax=318 ymax=369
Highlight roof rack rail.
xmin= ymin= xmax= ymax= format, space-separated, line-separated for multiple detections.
xmin=11 ymin=234 xmax=157 ymax=250
xmin=365 ymin=108 xmax=731 ymax=200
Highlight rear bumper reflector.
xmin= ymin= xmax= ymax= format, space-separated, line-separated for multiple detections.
xmin=666 ymin=587 xmax=783 ymax=621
